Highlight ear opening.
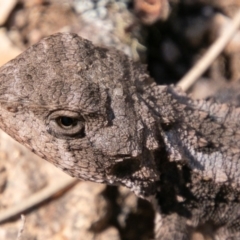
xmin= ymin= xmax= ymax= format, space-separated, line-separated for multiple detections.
xmin=108 ymin=158 xmax=141 ymax=178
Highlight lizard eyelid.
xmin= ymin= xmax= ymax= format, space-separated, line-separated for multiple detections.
xmin=47 ymin=110 xmax=86 ymax=139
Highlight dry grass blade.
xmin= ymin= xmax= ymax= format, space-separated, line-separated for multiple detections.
xmin=16 ymin=215 xmax=25 ymax=240
xmin=0 ymin=176 xmax=78 ymax=223
xmin=177 ymin=9 xmax=240 ymax=92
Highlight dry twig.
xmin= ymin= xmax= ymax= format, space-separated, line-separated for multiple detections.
xmin=177 ymin=9 xmax=240 ymax=91
xmin=0 ymin=176 xmax=78 ymax=223
xmin=16 ymin=215 xmax=25 ymax=240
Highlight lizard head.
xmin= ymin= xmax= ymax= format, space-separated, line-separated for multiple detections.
xmin=0 ymin=33 xmax=159 ymax=196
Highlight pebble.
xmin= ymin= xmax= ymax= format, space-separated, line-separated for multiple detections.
xmin=0 ymin=28 xmax=21 ymax=66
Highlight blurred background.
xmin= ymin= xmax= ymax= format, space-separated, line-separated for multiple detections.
xmin=0 ymin=0 xmax=240 ymax=239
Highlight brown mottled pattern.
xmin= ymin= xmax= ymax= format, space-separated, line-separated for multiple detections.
xmin=0 ymin=33 xmax=239 ymax=239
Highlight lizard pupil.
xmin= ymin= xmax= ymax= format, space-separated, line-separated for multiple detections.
xmin=59 ymin=117 xmax=74 ymax=127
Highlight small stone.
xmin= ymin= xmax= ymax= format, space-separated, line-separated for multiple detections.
xmin=73 ymin=0 xmax=94 ymax=14
xmin=0 ymin=28 xmax=21 ymax=66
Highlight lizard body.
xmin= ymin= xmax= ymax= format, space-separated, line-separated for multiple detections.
xmin=0 ymin=33 xmax=239 ymax=239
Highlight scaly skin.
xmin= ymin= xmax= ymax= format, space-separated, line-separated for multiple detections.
xmin=0 ymin=33 xmax=239 ymax=239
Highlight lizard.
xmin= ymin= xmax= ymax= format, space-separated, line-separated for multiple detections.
xmin=0 ymin=32 xmax=239 ymax=240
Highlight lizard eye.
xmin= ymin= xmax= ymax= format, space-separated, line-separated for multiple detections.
xmin=57 ymin=116 xmax=77 ymax=129
xmin=47 ymin=111 xmax=85 ymax=139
